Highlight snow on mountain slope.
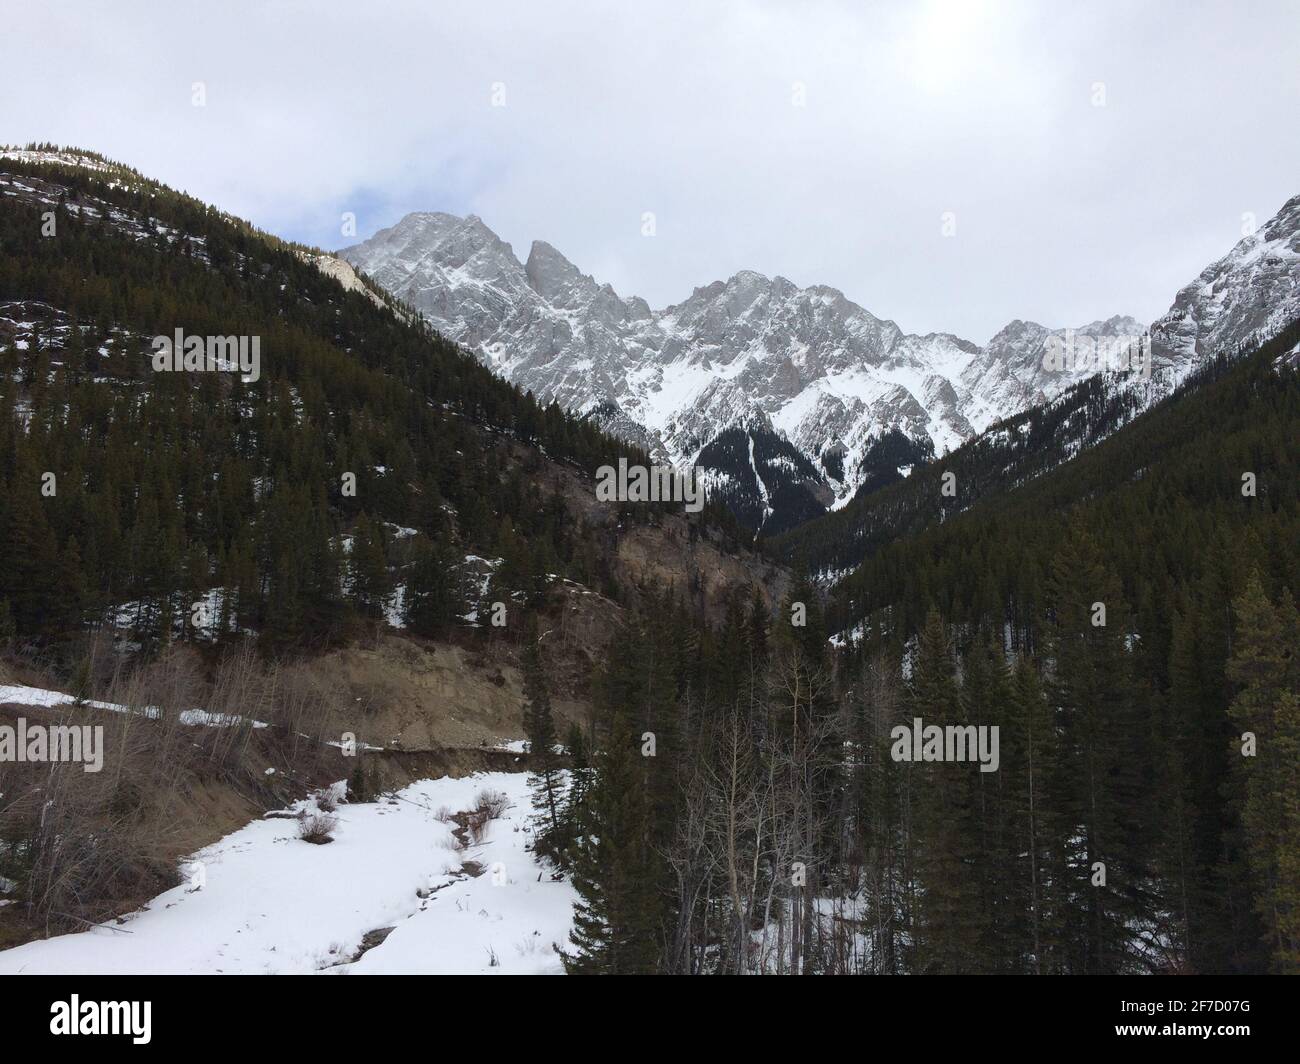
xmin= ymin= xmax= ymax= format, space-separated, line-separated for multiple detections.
xmin=343 ymin=219 xmax=1143 ymax=509
xmin=342 ymin=194 xmax=1297 ymax=530
xmin=1150 ymin=193 xmax=1300 ymax=378
xmin=0 ymin=147 xmax=121 ymax=176
xmin=0 ymin=773 xmax=575 ymax=975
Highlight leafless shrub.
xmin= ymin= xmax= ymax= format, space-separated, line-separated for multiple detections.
xmin=298 ymin=811 xmax=338 ymax=845
xmin=447 ymin=789 xmax=511 ymax=847
xmin=474 ymin=789 xmax=509 ymax=820
xmin=261 ymin=655 xmax=355 ymax=777
xmin=465 ymin=812 xmax=490 ymax=846
xmin=8 ymin=698 xmax=183 ymax=933
xmin=314 ymin=783 xmax=343 ymax=813
xmin=1 ymin=636 xmax=381 ymax=937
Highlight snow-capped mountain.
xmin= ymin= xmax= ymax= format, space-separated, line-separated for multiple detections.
xmin=1149 ymin=194 xmax=1300 ymax=371
xmin=342 ymin=194 xmax=1299 ymax=532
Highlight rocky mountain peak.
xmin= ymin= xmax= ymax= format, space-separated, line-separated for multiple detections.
xmin=524 ymin=239 xmax=593 ymax=306
xmin=341 ymin=193 xmax=1299 ymax=529
xmin=1150 ymin=193 xmax=1300 ymax=372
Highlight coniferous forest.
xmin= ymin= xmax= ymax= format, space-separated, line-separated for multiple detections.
xmin=478 ymin=323 xmax=1299 ymax=975
xmin=0 ymin=154 xmax=747 ymax=655
xmin=516 ymin=329 xmax=1300 ymax=976
xmin=0 ymin=144 xmax=1296 ymax=987
xmin=8 ymin=14 xmax=1300 ymax=1060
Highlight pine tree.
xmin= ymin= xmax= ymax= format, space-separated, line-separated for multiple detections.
xmin=522 ymin=624 xmax=564 ymax=861
xmin=907 ymin=610 xmax=987 ymax=972
xmin=1006 ymin=654 xmax=1060 ymax=972
xmin=1044 ymin=535 xmax=1147 ymax=973
xmin=963 ymin=631 xmax=1021 ymax=972
xmin=564 ymin=613 xmax=672 ymax=974
xmin=1226 ymin=575 xmax=1300 ymax=972
xmin=563 ymin=720 xmax=591 ymax=821
xmin=50 ymin=534 xmax=89 ymax=635
xmin=0 ymin=460 xmax=58 ymax=634
xmin=348 ymin=513 xmax=391 ymax=619
xmin=404 ymin=538 xmax=462 ymax=636
xmin=564 ymin=703 xmax=647 ymax=973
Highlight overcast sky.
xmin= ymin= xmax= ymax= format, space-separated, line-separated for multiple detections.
xmin=4 ymin=0 xmax=1299 ymax=341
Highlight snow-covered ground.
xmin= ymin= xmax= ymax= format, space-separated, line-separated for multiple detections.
xmin=0 ymin=772 xmax=576 ymax=975
xmin=0 ymin=682 xmax=266 ymax=728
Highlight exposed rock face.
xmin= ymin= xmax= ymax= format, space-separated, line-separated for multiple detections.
xmin=1149 ymin=194 xmax=1300 ymax=372
xmin=342 ymin=193 xmax=1299 ymax=530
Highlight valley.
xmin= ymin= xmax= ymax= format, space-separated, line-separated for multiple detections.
xmin=0 ymin=139 xmax=1295 ymax=981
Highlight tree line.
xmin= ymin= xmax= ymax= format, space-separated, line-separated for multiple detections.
xmin=521 ymin=333 xmax=1299 ymax=974
xmin=0 ymin=157 xmax=739 ymax=661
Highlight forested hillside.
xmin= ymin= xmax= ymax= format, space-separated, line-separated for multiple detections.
xmin=0 ymin=151 xmax=751 ymax=661
xmin=0 ymin=149 xmax=773 ymax=946
xmin=827 ymin=326 xmax=1300 ymax=647
xmin=546 ymin=326 xmax=1299 ymax=974
xmin=1 ymin=149 xmax=1295 ymax=977
xmin=768 ymin=359 xmax=1177 ymax=577
xmin=695 ymin=424 xmax=828 ymax=535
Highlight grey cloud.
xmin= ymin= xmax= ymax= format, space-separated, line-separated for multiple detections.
xmin=3 ymin=0 xmax=1297 ymax=340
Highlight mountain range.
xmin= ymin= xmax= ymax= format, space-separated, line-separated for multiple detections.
xmin=341 ymin=194 xmax=1300 ymax=533
xmin=1 ymin=145 xmax=1296 ymax=978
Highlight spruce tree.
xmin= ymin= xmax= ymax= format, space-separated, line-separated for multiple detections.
xmin=522 ymin=624 xmax=564 ymax=861
xmin=1006 ymin=655 xmax=1060 ymax=973
xmin=564 ymin=615 xmax=670 ymax=974
xmin=907 ymin=609 xmax=987 ymax=972
xmin=405 ymin=538 xmax=462 ymax=636
xmin=348 ymin=513 xmax=391 ymax=620
xmin=1226 ymin=575 xmax=1300 ymax=972
xmin=1044 ymin=536 xmax=1147 ymax=973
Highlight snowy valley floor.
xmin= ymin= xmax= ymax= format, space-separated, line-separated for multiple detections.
xmin=0 ymin=772 xmax=576 ymax=975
